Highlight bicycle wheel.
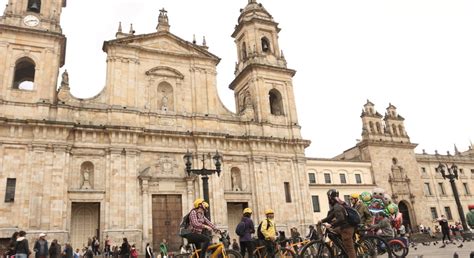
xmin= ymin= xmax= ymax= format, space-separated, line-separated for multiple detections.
xmin=360 ymin=235 xmax=393 ymax=258
xmin=388 ymin=239 xmax=407 ymax=258
xmin=253 ymin=246 xmax=267 ymax=258
xmin=223 ymin=249 xmax=242 ymax=258
xmin=175 ymin=253 xmax=193 ymax=258
xmin=299 ymin=240 xmax=333 ymax=258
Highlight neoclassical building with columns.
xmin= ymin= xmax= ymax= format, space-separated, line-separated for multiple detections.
xmin=0 ymin=0 xmax=473 ymax=253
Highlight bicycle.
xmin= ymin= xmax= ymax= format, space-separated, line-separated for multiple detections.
xmin=357 ymin=227 xmax=394 ymax=258
xmin=253 ymin=237 xmax=297 ymax=258
xmin=299 ymin=224 xmax=334 ymax=258
xmin=176 ymin=231 xmax=242 ymax=258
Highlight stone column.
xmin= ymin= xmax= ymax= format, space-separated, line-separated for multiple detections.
xmin=141 ymin=178 xmax=150 ymax=251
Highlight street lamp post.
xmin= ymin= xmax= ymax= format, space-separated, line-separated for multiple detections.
xmin=436 ymin=162 xmax=472 ymax=239
xmin=184 ymin=150 xmax=222 ymax=219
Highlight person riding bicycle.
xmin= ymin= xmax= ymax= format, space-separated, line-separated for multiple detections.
xmin=186 ymin=198 xmax=220 ymax=258
xmin=306 ymin=225 xmax=318 ymax=241
xmin=238 ymin=207 xmax=255 ymax=258
xmin=319 ymin=189 xmax=356 ymax=258
xmin=369 ymin=211 xmax=395 ymax=238
xmin=350 ymin=193 xmax=373 ymax=227
xmin=260 ymin=209 xmax=277 ymax=256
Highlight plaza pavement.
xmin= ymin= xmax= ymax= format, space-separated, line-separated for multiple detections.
xmin=407 ymin=240 xmax=473 ymax=258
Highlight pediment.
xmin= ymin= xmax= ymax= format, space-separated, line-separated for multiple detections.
xmin=145 ymin=66 xmax=184 ymax=79
xmin=104 ymin=32 xmax=219 ymax=62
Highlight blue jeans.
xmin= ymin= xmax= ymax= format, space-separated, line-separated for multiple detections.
xmin=16 ymin=253 xmax=28 ymax=258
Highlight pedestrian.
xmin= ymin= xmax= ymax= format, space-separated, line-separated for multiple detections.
xmin=159 ymin=239 xmax=168 ymax=258
xmin=73 ymin=248 xmax=81 ymax=258
xmin=112 ymin=246 xmax=119 ymax=258
xmin=49 ymin=239 xmax=62 ymax=258
xmin=467 ymin=204 xmax=474 ymax=229
xmin=145 ymin=243 xmax=153 ymax=258
xmin=34 ymin=233 xmax=49 ymax=258
xmin=119 ymin=238 xmax=130 ymax=258
xmin=237 ymin=207 xmax=255 ymax=258
xmin=434 ymin=215 xmax=451 ymax=247
xmin=231 ymin=239 xmax=240 ymax=251
xmin=63 ymin=243 xmax=73 ymax=258
xmin=104 ymin=236 xmax=111 ymax=257
xmin=130 ymin=244 xmax=138 ymax=258
xmin=320 ymin=189 xmax=356 ymax=258
xmin=14 ymin=231 xmax=30 ymax=258
xmin=6 ymin=231 xmax=19 ymax=258
xmin=306 ymin=225 xmax=318 ymax=241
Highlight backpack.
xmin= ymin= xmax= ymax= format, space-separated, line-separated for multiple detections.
xmin=344 ymin=206 xmax=361 ymax=226
xmin=235 ymin=221 xmax=246 ymax=237
xmin=178 ymin=211 xmax=192 ymax=237
xmin=257 ymin=219 xmax=271 ymax=240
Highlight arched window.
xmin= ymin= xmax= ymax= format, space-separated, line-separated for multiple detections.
xmin=157 ymin=81 xmax=174 ymax=111
xmin=398 ymin=125 xmax=404 ymax=136
xmin=376 ymin=122 xmax=382 ymax=134
xmin=392 ymin=124 xmax=398 ymax=136
xmin=261 ymin=37 xmax=270 ymax=53
xmin=369 ymin=121 xmax=375 ymax=133
xmin=242 ymin=42 xmax=247 ymax=60
xmin=27 ymin=0 xmax=41 ymax=13
xmin=13 ymin=57 xmax=36 ymax=90
xmin=269 ymin=89 xmax=283 ymax=115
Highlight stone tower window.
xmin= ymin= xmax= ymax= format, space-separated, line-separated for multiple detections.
xmin=376 ymin=122 xmax=382 ymax=134
xmin=27 ymin=0 xmax=41 ymax=13
xmin=392 ymin=124 xmax=398 ymax=136
xmin=261 ymin=37 xmax=271 ymax=53
xmin=369 ymin=121 xmax=375 ymax=133
xmin=157 ymin=82 xmax=174 ymax=112
xmin=13 ymin=57 xmax=36 ymax=90
xmin=242 ymin=42 xmax=247 ymax=60
xmin=398 ymin=125 xmax=404 ymax=136
xmin=269 ymin=89 xmax=283 ymax=115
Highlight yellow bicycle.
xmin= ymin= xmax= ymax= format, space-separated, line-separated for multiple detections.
xmin=176 ymin=231 xmax=242 ymax=258
xmin=253 ymin=238 xmax=297 ymax=258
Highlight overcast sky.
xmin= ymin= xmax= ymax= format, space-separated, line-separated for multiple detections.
xmin=3 ymin=0 xmax=473 ymax=158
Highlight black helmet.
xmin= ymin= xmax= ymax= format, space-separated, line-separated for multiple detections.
xmin=327 ymin=189 xmax=339 ymax=199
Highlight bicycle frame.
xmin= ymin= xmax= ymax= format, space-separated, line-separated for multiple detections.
xmin=186 ymin=231 xmax=230 ymax=258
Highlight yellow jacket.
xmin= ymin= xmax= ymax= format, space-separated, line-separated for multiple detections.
xmin=261 ymin=218 xmax=276 ymax=240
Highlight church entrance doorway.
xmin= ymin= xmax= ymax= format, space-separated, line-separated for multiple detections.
xmin=227 ymin=202 xmax=248 ymax=240
xmin=398 ymin=201 xmax=412 ymax=230
xmin=71 ymin=202 xmax=100 ymax=250
xmin=152 ymin=195 xmax=182 ymax=252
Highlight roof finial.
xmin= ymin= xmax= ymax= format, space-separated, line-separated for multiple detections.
xmin=129 ymin=23 xmax=135 ymax=34
xmin=202 ymin=36 xmax=207 ymax=46
xmin=157 ymin=8 xmax=170 ymax=32
xmin=117 ymin=21 xmax=122 ymax=33
xmin=193 ymin=34 xmax=196 ymax=44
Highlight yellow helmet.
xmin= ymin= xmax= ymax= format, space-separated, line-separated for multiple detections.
xmin=264 ymin=209 xmax=274 ymax=215
xmin=193 ymin=198 xmax=205 ymax=208
xmin=351 ymin=193 xmax=360 ymax=199
xmin=202 ymin=201 xmax=209 ymax=209
xmin=243 ymin=208 xmax=252 ymax=214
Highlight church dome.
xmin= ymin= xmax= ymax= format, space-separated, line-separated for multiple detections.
xmin=238 ymin=0 xmax=273 ymax=23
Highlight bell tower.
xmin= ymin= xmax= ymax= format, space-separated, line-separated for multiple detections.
xmin=0 ymin=0 xmax=66 ymax=103
xmin=229 ymin=0 xmax=299 ymax=127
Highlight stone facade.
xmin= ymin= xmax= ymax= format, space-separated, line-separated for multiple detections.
xmin=0 ymin=0 xmax=312 ymax=252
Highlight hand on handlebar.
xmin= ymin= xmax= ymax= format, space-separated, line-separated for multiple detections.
xmin=322 ymin=222 xmax=332 ymax=228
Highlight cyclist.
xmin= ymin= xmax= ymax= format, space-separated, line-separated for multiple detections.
xmin=306 ymin=225 xmax=318 ymax=240
xmin=239 ymin=208 xmax=255 ymax=258
xmin=260 ymin=209 xmax=277 ymax=256
xmin=319 ymin=189 xmax=356 ymax=258
xmin=186 ymin=198 xmax=219 ymax=258
xmin=350 ymin=193 xmax=373 ymax=227
xmin=370 ymin=211 xmax=395 ymax=238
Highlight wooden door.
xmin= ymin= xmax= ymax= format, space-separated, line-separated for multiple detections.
xmin=71 ymin=202 xmax=100 ymax=250
xmin=152 ymin=195 xmax=182 ymax=252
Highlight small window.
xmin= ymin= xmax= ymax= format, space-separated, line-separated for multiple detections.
xmin=430 ymin=207 xmax=438 ymax=220
xmin=459 ymin=168 xmax=464 ymax=174
xmin=463 ymin=183 xmax=470 ymax=195
xmin=5 ymin=178 xmax=16 ymax=202
xmin=269 ymin=89 xmax=283 ymax=116
xmin=311 ymin=195 xmax=320 ymax=212
xmin=344 ymin=195 xmax=350 ymax=204
xmin=13 ymin=57 xmax=36 ymax=90
xmin=438 ymin=182 xmax=446 ymax=195
xmin=444 ymin=206 xmax=453 ymax=220
xmin=421 ymin=167 xmax=426 ymax=173
xmin=355 ymin=174 xmax=362 ymax=184
xmin=424 ymin=183 xmax=432 ymax=196
xmin=27 ymin=0 xmax=41 ymax=13
xmin=471 ymin=169 xmax=474 ymax=174
xmin=339 ymin=173 xmax=346 ymax=184
xmin=308 ymin=173 xmax=316 ymax=184
xmin=324 ymin=173 xmax=331 ymax=184
xmin=242 ymin=42 xmax=247 ymax=59
xmin=261 ymin=37 xmax=270 ymax=53
xmin=284 ymin=182 xmax=291 ymax=203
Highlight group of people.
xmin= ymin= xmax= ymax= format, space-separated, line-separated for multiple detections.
xmin=5 ymin=232 xmax=74 ymax=258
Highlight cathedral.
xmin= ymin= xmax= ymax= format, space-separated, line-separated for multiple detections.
xmin=0 ymin=0 xmax=473 ymax=253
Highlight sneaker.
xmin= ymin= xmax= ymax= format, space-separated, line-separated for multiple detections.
xmin=458 ymin=244 xmax=463 ymax=248
xmin=439 ymin=244 xmax=446 ymax=248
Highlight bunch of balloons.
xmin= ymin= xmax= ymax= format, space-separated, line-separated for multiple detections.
xmin=356 ymin=188 xmax=403 ymax=229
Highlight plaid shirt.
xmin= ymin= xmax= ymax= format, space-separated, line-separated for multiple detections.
xmin=189 ymin=209 xmax=217 ymax=234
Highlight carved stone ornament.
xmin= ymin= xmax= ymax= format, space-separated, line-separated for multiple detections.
xmin=139 ymin=155 xmax=181 ymax=179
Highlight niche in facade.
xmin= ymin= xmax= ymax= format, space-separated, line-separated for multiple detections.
xmin=158 ymin=81 xmax=174 ymax=112
xmin=80 ymin=161 xmax=94 ymax=190
xmin=231 ymin=167 xmax=242 ymax=191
